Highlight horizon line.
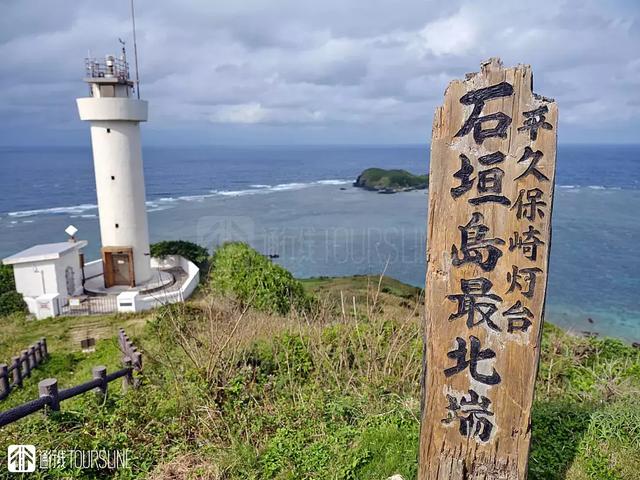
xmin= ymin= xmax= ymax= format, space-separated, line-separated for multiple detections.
xmin=1 ymin=141 xmax=640 ymax=149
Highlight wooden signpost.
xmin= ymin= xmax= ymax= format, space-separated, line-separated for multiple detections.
xmin=419 ymin=58 xmax=557 ymax=479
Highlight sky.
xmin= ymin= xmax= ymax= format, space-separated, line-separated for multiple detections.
xmin=0 ymin=0 xmax=639 ymax=146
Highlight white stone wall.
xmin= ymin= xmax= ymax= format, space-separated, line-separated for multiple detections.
xmin=83 ymin=259 xmax=104 ymax=279
xmin=137 ymin=256 xmax=200 ymax=311
xmin=13 ymin=262 xmax=54 ymax=299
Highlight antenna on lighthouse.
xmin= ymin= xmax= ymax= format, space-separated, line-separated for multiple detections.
xmin=130 ymin=0 xmax=141 ymax=99
xmin=118 ymin=37 xmax=126 ymax=63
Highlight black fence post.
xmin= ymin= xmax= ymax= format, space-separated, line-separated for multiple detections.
xmin=92 ymin=366 xmax=107 ymax=399
xmin=0 ymin=364 xmax=9 ymax=399
xmin=28 ymin=346 xmax=36 ymax=370
xmin=11 ymin=356 xmax=22 ymax=388
xmin=34 ymin=343 xmax=42 ymax=365
xmin=122 ymin=357 xmax=133 ymax=392
xmin=133 ymin=352 xmax=142 ymax=371
xmin=118 ymin=329 xmax=125 ymax=350
xmin=36 ymin=340 xmax=44 ymax=363
xmin=39 ymin=378 xmax=60 ymax=412
xmin=133 ymin=352 xmax=142 ymax=388
xmin=41 ymin=338 xmax=48 ymax=359
xmin=22 ymin=350 xmax=30 ymax=378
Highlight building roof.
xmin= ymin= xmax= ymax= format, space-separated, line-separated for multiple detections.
xmin=2 ymin=241 xmax=87 ymax=265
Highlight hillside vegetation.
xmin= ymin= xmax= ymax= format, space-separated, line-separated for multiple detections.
xmin=0 ymin=263 xmax=26 ymax=315
xmin=150 ymin=240 xmax=211 ymax=271
xmin=0 ymin=247 xmax=638 ymax=479
xmin=211 ymin=242 xmax=313 ymax=315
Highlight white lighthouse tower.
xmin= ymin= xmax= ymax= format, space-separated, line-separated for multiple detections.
xmin=77 ymin=50 xmax=151 ymax=288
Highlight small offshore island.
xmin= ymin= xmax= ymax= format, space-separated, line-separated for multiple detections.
xmin=353 ymin=167 xmax=428 ymax=193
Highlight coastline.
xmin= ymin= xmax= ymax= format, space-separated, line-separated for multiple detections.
xmin=1 ymin=183 xmax=639 ymax=343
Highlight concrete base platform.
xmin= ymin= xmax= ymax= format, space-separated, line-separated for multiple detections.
xmin=84 ymin=269 xmax=174 ymax=296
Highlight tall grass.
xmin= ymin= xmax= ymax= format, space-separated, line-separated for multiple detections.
xmin=0 ymin=275 xmax=638 ymax=479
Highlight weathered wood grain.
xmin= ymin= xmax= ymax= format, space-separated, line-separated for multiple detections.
xmin=419 ymin=58 xmax=557 ymax=480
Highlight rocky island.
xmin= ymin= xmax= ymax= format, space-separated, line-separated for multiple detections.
xmin=353 ymin=168 xmax=428 ymax=193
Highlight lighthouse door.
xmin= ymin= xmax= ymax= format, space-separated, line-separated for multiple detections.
xmin=112 ymin=253 xmax=131 ymax=285
xmin=102 ymin=247 xmax=135 ymax=288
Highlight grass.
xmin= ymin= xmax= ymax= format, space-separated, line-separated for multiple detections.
xmin=0 ymin=275 xmax=638 ymax=479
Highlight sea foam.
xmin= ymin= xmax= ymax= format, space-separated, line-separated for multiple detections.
xmin=5 ymin=179 xmax=352 ymax=218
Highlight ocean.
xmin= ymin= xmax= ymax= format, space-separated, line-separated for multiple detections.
xmin=1 ymin=144 xmax=639 ymax=342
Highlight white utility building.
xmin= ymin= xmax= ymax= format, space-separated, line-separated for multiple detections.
xmin=2 ymin=241 xmax=87 ymax=319
xmin=77 ymin=54 xmax=151 ymax=288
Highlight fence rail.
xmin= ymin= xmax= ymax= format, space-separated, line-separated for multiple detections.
xmin=60 ymin=295 xmax=118 ymax=316
xmin=0 ymin=339 xmax=48 ymax=401
xmin=0 ymin=329 xmax=142 ymax=428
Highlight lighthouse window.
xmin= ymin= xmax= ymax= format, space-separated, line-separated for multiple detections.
xmin=115 ymin=223 xmax=119 ymax=228
xmin=111 ymin=175 xmax=115 ymax=180
xmin=106 ymin=128 xmax=111 ymax=133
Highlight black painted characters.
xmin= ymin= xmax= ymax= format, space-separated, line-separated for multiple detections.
xmin=517 ymin=106 xmax=553 ymax=141
xmin=447 ymin=278 xmax=503 ymax=332
xmin=506 ymin=265 xmax=542 ymax=298
xmin=440 ymin=79 xmax=554 ymax=446
xmin=511 ymin=188 xmax=547 ymax=221
xmin=451 ymin=212 xmax=505 ymax=272
xmin=509 ymin=226 xmax=545 ymax=261
xmin=451 ymin=152 xmax=511 ymax=206
xmin=516 ymin=147 xmax=549 ymax=182
xmin=503 ymin=301 xmax=534 ymax=333
xmin=442 ymin=389 xmax=495 ymax=442
xmin=444 ymin=336 xmax=501 ymax=386
xmin=455 ymin=82 xmax=514 ymax=145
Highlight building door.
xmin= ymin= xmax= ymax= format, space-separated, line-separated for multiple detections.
xmin=102 ymin=247 xmax=135 ymax=288
xmin=65 ymin=266 xmax=75 ymax=295
xmin=112 ymin=253 xmax=131 ymax=285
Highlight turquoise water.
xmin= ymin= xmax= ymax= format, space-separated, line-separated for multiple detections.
xmin=0 ymin=145 xmax=639 ymax=342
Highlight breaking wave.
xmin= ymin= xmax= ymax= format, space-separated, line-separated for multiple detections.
xmin=8 ymin=203 xmax=98 ymax=218
xmin=4 ymin=179 xmax=353 ymax=218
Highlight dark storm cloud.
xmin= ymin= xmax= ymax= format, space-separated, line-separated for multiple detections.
xmin=0 ymin=0 xmax=639 ymax=144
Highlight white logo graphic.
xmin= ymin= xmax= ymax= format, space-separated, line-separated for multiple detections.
xmin=7 ymin=445 xmax=36 ymax=473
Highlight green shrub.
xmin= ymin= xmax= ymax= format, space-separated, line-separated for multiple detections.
xmin=0 ymin=290 xmax=27 ymax=316
xmin=211 ymin=242 xmax=313 ymax=315
xmin=0 ymin=264 xmax=15 ymax=295
xmin=150 ymin=240 xmax=210 ymax=270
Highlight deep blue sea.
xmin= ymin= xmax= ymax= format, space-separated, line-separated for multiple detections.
xmin=1 ymin=144 xmax=639 ymax=342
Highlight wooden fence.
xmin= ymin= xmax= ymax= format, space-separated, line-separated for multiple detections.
xmin=0 ymin=329 xmax=142 ymax=428
xmin=0 ymin=338 xmax=48 ymax=401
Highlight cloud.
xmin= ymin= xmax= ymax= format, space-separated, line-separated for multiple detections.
xmin=208 ymin=103 xmax=325 ymax=124
xmin=0 ymin=0 xmax=639 ymax=144
xmin=415 ymin=8 xmax=478 ymax=56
